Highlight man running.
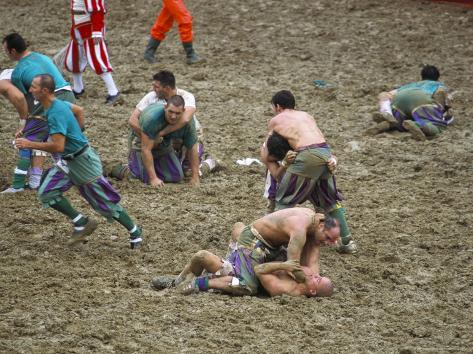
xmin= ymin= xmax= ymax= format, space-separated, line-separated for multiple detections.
xmin=15 ymin=74 xmax=142 ymax=249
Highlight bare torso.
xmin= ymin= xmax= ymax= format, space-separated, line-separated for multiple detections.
xmin=269 ymin=109 xmax=326 ymax=149
xmin=259 ymin=266 xmax=318 ymax=297
xmin=252 ymin=207 xmax=322 ymax=246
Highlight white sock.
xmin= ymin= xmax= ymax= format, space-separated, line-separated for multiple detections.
xmin=72 ymin=73 xmax=84 ymax=93
xmin=202 ymin=158 xmax=216 ymax=170
xmin=28 ymin=168 xmax=43 ymax=189
xmin=379 ymin=100 xmax=393 ymax=115
xmin=101 ymin=72 xmax=118 ymax=96
xmin=72 ymin=214 xmax=84 ymax=224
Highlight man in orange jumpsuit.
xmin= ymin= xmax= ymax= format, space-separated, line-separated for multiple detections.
xmin=144 ymin=0 xmax=204 ymax=65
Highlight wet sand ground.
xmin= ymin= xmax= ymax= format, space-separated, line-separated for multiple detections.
xmin=1 ymin=0 xmax=473 ymax=352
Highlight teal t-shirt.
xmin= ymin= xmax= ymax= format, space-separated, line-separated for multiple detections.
xmin=11 ymin=52 xmax=69 ymax=95
xmin=397 ymin=80 xmax=445 ymax=96
xmin=139 ymin=103 xmax=197 ymax=149
xmin=392 ymin=88 xmax=434 ymax=115
xmin=45 ymin=99 xmax=88 ymax=156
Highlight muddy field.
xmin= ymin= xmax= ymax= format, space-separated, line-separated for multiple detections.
xmin=1 ymin=0 xmax=473 ymax=352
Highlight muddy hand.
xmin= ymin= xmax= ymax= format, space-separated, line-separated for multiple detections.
xmin=327 ymin=155 xmax=337 ymax=174
xmin=189 ymin=176 xmax=200 ymax=187
xmin=283 ymin=262 xmax=301 ymax=272
xmin=150 ymin=177 xmax=164 ymax=188
xmin=282 ymin=150 xmax=297 ymax=167
xmin=15 ymin=138 xmax=31 ymax=149
xmin=292 ymin=269 xmax=306 ymax=283
xmin=15 ymin=128 xmax=24 ymax=138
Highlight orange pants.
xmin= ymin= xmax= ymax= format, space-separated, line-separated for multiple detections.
xmin=150 ymin=0 xmax=193 ymax=43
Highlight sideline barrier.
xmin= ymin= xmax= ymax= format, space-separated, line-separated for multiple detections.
xmin=430 ymin=0 xmax=473 ymax=8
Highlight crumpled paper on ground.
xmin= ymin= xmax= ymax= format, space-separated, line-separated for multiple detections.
xmin=236 ymin=158 xmax=263 ymax=166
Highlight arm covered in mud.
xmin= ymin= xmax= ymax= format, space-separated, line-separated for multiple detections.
xmin=140 ymin=132 xmax=164 ymax=188
xmin=254 ymin=263 xmax=301 ymax=297
xmin=128 ymin=108 xmax=143 ymax=137
xmin=284 ymin=230 xmax=308 ymax=283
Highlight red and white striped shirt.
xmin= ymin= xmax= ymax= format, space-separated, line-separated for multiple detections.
xmin=70 ymin=0 xmax=106 ymax=36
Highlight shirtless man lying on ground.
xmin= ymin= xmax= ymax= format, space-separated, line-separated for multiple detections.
xmin=151 ymin=207 xmax=339 ymax=297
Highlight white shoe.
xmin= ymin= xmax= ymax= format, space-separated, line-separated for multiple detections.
xmin=178 ymin=277 xmax=199 ymax=295
xmin=338 ymin=240 xmax=358 ymax=254
xmin=1 ymin=187 xmax=25 ymax=194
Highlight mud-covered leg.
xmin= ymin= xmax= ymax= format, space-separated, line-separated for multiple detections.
xmin=179 ymin=275 xmax=252 ymax=296
xmin=174 ymin=250 xmax=223 ymax=286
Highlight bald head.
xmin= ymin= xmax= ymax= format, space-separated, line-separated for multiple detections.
xmin=313 ymin=277 xmax=334 ymax=297
xmin=303 ymin=267 xmax=334 ymax=297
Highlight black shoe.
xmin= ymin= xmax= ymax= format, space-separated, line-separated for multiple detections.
xmin=144 ymin=38 xmax=161 ymax=63
xmin=186 ymin=52 xmax=205 ymax=65
xmin=129 ymin=236 xmax=142 ymax=249
xmin=105 ymin=92 xmax=122 ymax=105
xmin=73 ymin=89 xmax=85 ymax=99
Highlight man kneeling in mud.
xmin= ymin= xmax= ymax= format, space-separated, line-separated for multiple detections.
xmin=365 ymin=64 xmax=454 ymax=140
xmin=151 ymin=207 xmax=339 ymax=297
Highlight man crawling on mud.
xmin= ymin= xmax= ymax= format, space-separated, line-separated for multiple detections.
xmin=365 ymin=64 xmax=454 ymax=140
xmin=108 ymin=95 xmax=201 ymax=187
xmin=151 ymin=207 xmax=339 ymax=297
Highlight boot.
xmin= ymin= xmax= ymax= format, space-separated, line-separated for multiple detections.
xmin=144 ymin=37 xmax=161 ymax=63
xmin=182 ymin=42 xmax=205 ymax=65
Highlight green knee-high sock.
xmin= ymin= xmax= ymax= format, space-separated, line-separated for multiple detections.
xmin=12 ymin=158 xmax=30 ymax=189
xmin=50 ymin=196 xmax=81 ymax=221
xmin=329 ymin=204 xmax=351 ymax=245
xmin=114 ymin=209 xmax=141 ymax=237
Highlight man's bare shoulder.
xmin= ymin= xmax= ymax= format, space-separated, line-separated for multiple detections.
xmin=269 ymin=112 xmax=286 ymax=124
xmin=276 ymin=208 xmax=315 ymax=228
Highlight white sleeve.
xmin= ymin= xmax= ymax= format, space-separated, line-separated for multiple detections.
xmin=177 ymin=88 xmax=196 ymax=108
xmin=0 ymin=69 xmax=13 ymax=81
xmin=135 ymin=91 xmax=157 ymax=111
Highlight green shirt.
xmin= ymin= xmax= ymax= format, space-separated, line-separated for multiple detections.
xmin=392 ymin=88 xmax=434 ymax=116
xmin=45 ymin=99 xmax=88 ymax=156
xmin=137 ymin=103 xmax=198 ymax=150
xmin=11 ymin=52 xmax=69 ymax=95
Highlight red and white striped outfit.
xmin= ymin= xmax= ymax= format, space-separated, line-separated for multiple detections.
xmin=65 ymin=0 xmax=113 ymax=75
